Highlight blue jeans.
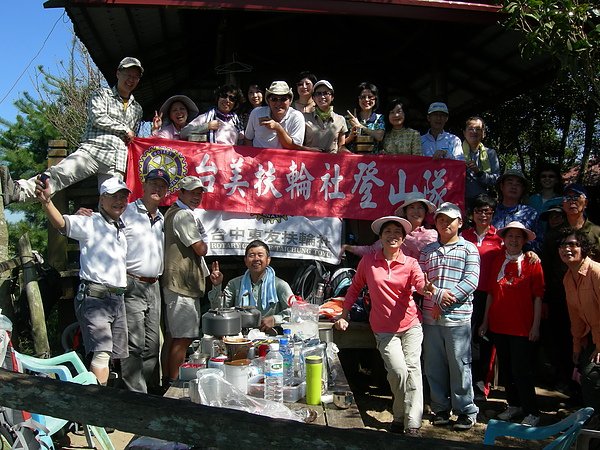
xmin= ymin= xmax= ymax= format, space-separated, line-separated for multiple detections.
xmin=375 ymin=324 xmax=424 ymax=429
xmin=120 ymin=276 xmax=161 ymax=393
xmin=423 ymin=323 xmax=478 ymax=419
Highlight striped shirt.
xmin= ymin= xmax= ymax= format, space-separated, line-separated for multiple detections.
xmin=79 ymin=86 xmax=143 ymax=173
xmin=419 ymin=237 xmax=480 ymax=326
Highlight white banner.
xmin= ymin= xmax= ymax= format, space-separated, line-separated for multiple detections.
xmin=202 ymin=211 xmax=343 ymax=264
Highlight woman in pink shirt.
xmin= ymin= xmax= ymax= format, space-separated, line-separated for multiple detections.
xmin=343 ymin=192 xmax=437 ymax=260
xmin=335 ymin=216 xmax=432 ymax=436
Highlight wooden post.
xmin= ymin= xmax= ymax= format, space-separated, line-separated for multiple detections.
xmin=18 ymin=233 xmax=50 ymax=357
xmin=0 ymin=370 xmax=497 ymax=450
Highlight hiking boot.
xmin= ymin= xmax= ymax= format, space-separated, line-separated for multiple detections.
xmin=497 ymin=405 xmax=523 ymax=421
xmin=0 ymin=165 xmax=21 ymax=206
xmin=521 ymin=414 xmax=540 ymax=427
xmin=453 ymin=415 xmax=476 ymax=431
xmin=432 ymin=411 xmax=450 ymax=426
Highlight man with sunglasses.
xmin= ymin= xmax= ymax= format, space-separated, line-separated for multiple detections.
xmin=541 ymin=183 xmax=600 ymax=398
xmin=1 ymin=57 xmax=144 ymax=205
xmin=244 ymin=81 xmax=305 ymax=149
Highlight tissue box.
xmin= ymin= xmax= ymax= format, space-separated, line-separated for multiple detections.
xmin=247 ymin=375 xmax=306 ymax=402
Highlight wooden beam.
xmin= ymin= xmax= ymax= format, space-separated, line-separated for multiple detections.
xmin=0 ymin=369 xmax=498 ymax=449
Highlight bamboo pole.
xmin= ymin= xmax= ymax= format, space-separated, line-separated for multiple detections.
xmin=18 ymin=233 xmax=50 ymax=357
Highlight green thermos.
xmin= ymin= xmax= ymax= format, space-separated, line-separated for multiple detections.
xmin=305 ymin=355 xmax=323 ymax=405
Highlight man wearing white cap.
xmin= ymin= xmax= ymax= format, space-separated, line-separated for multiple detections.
xmin=419 ymin=202 xmax=480 ymax=431
xmin=244 ymin=80 xmax=305 ymax=149
xmin=161 ymin=176 xmax=209 ymax=385
xmin=420 ymin=102 xmax=464 ymax=160
xmin=35 ymin=177 xmax=132 ymax=385
xmin=1 ymin=57 xmax=144 ymax=205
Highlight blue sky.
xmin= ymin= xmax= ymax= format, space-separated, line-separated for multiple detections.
xmin=0 ymin=3 xmax=74 ymax=123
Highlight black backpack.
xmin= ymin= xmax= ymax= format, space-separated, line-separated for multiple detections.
xmin=325 ymin=268 xmax=356 ymax=300
xmin=290 ymin=260 xmax=330 ymax=303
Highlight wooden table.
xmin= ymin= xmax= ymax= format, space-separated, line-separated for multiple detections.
xmin=164 ymin=349 xmax=364 ymax=430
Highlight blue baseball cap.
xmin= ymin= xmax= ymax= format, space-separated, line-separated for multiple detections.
xmin=145 ymin=168 xmax=170 ymax=186
xmin=563 ymin=183 xmax=587 ymax=198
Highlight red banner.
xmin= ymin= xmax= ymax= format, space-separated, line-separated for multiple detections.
xmin=127 ymin=137 xmax=465 ymax=221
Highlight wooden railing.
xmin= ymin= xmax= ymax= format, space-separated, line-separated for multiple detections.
xmin=0 ymin=369 xmax=498 ymax=449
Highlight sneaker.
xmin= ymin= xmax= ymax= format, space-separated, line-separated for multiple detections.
xmin=432 ymin=411 xmax=450 ymax=426
xmin=0 ymin=166 xmax=21 ymax=206
xmin=521 ymin=414 xmax=540 ymax=427
xmin=454 ymin=415 xmax=476 ymax=431
xmin=497 ymin=406 xmax=524 ymax=421
xmin=404 ymin=428 xmax=421 ymax=437
xmin=389 ymin=421 xmax=404 ymax=434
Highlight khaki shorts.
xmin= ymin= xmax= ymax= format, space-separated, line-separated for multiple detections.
xmin=74 ymin=292 xmax=128 ymax=359
xmin=163 ymin=288 xmax=202 ymax=338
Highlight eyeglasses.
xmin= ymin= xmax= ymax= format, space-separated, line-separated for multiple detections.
xmin=473 ymin=208 xmax=494 ymax=215
xmin=359 ymin=95 xmax=376 ymax=101
xmin=220 ymin=94 xmax=237 ymax=102
xmin=466 ymin=127 xmax=483 ymax=133
xmin=313 ymin=91 xmax=332 ymax=98
xmin=558 ymin=241 xmax=581 ymax=249
xmin=563 ymin=195 xmax=582 ymax=203
xmin=268 ymin=96 xmax=290 ymax=103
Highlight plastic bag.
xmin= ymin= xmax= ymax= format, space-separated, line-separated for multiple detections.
xmin=195 ymin=373 xmax=302 ymax=422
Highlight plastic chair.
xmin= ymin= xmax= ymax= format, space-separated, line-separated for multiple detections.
xmin=13 ymin=351 xmax=115 ymax=450
xmin=483 ymin=407 xmax=595 ymax=450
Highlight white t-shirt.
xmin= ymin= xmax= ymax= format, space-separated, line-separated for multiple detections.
xmin=245 ymin=105 xmax=305 ymax=148
xmin=65 ymin=213 xmax=127 ymax=288
xmin=122 ymin=199 xmax=164 ymax=278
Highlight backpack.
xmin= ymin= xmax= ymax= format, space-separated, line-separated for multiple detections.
xmin=0 ymin=326 xmax=50 ymax=450
xmin=325 ymin=268 xmax=356 ymax=300
xmin=290 ymin=261 xmax=330 ymax=303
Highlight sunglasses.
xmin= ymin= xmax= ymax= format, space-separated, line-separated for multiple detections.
xmin=558 ymin=241 xmax=581 ymax=249
xmin=220 ymin=94 xmax=237 ymax=102
xmin=563 ymin=195 xmax=582 ymax=202
xmin=268 ymin=96 xmax=290 ymax=103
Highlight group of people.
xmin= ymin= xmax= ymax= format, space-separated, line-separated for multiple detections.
xmin=337 ymin=176 xmax=600 ymax=436
xmin=0 ymin=56 xmax=598 ymax=440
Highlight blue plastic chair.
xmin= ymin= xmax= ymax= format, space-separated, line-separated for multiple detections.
xmin=483 ymin=407 xmax=595 ymax=450
xmin=13 ymin=351 xmax=115 ymax=450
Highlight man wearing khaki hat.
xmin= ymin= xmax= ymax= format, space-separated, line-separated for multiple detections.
xmin=244 ymin=80 xmax=305 ymax=149
xmin=1 ymin=57 xmax=144 ymax=205
xmin=161 ymin=176 xmax=209 ymax=385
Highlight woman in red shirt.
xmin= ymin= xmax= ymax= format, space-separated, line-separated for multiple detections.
xmin=479 ymin=221 xmax=544 ymax=427
xmin=335 ymin=216 xmax=432 ymax=436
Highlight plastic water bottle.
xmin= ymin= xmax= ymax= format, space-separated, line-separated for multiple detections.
xmin=0 ymin=309 xmax=13 ymax=364
xmin=264 ymin=342 xmax=283 ymax=402
xmin=314 ymin=283 xmax=325 ymax=304
xmin=279 ymin=335 xmax=294 ymax=386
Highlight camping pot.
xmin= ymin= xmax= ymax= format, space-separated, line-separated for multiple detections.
xmin=235 ymin=306 xmax=262 ymax=329
xmin=202 ymin=308 xmax=242 ymax=337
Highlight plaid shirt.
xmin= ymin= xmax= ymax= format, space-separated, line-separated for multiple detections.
xmin=419 ymin=237 xmax=480 ymax=325
xmin=79 ymin=86 xmax=143 ymax=173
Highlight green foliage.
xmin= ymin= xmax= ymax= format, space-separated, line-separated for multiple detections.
xmin=0 ymin=37 xmax=101 ymax=258
xmin=502 ymin=0 xmax=600 ymax=106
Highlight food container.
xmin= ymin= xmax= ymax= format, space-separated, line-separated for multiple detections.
xmin=247 ymin=375 xmax=306 ymax=402
xmin=178 ymin=362 xmax=205 ymax=381
xmin=333 ymin=390 xmax=354 ymax=409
